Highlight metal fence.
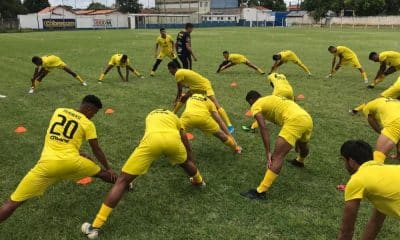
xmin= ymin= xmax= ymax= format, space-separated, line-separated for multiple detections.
xmin=0 ymin=18 xmax=19 ymax=32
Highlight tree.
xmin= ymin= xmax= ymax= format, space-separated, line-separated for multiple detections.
xmin=87 ymin=2 xmax=108 ymax=10
xmin=301 ymin=0 xmax=344 ymax=20
xmin=116 ymin=0 xmax=142 ymax=13
xmin=344 ymin=0 xmax=385 ymax=16
xmin=384 ymin=0 xmax=400 ymax=15
xmin=261 ymin=0 xmax=286 ymax=11
xmin=0 ymin=0 xmax=26 ymax=18
xmin=23 ymin=0 xmax=50 ymax=13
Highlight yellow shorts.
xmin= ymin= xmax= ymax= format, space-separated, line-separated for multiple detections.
xmin=191 ymin=88 xmax=215 ymax=97
xmin=232 ymin=58 xmax=248 ymax=65
xmin=341 ymin=57 xmax=362 ymax=69
xmin=158 ymin=51 xmax=177 ymax=60
xmin=381 ymin=83 xmax=400 ymax=99
xmin=122 ymin=132 xmax=187 ymax=175
xmin=381 ymin=120 xmax=400 ymax=144
xmin=279 ymin=115 xmax=313 ymax=147
xmin=44 ymin=60 xmax=67 ymax=71
xmin=273 ymin=86 xmax=294 ymax=100
xmin=181 ymin=114 xmax=220 ymax=134
xmin=10 ymin=157 xmax=100 ymax=202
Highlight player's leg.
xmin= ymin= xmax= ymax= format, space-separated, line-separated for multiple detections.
xmin=126 ymin=65 xmax=143 ymax=78
xmin=74 ymin=156 xmax=117 ymax=184
xmin=98 ymin=65 xmax=113 ymax=83
xmin=358 ymin=67 xmax=368 ymax=83
xmin=292 ymin=55 xmax=311 ymax=74
xmin=30 ymin=69 xmax=49 ymax=93
xmin=289 ymin=141 xmax=309 ymax=168
xmin=213 ymin=130 xmax=241 ymax=153
xmin=62 ymin=66 xmax=86 ymax=86
xmin=245 ymin=61 xmax=265 ymax=74
xmin=350 ymin=103 xmax=366 ymax=114
xmin=151 ymin=52 xmax=165 ymax=76
xmin=0 ymin=200 xmax=23 ymax=223
xmin=374 ymin=133 xmax=396 ymax=164
xmin=188 ymin=56 xmax=192 ymax=69
xmin=172 ymin=54 xmax=181 ymax=68
xmin=178 ymin=55 xmax=189 ymax=69
xmin=208 ymin=94 xmax=234 ymax=133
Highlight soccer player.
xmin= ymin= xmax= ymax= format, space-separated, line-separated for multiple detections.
xmin=216 ymin=51 xmax=265 ymax=74
xmin=327 ymin=46 xmax=368 ymax=83
xmin=167 ymin=61 xmax=235 ymax=133
xmin=269 ymin=50 xmax=311 ymax=75
xmin=0 ymin=95 xmax=117 ymax=223
xmin=176 ymin=23 xmax=197 ymax=69
xmin=98 ymin=54 xmax=143 ymax=83
xmin=361 ymin=97 xmax=400 ymax=163
xmin=338 ymin=140 xmax=400 ymax=240
xmin=29 ymin=55 xmax=86 ymax=94
xmin=81 ymin=109 xmax=205 ymax=239
xmin=150 ymin=28 xmax=181 ymax=76
xmin=240 ymin=91 xmax=313 ymax=200
xmin=368 ymin=51 xmax=400 ymax=88
xmin=180 ymin=93 xmax=242 ymax=153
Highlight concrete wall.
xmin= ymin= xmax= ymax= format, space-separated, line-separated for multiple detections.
xmin=286 ymin=15 xmax=315 ymax=26
xmin=211 ymin=0 xmax=238 ymax=9
xmin=241 ymin=8 xmax=274 ymax=22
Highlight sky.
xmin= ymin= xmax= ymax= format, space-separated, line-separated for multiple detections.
xmin=49 ymin=0 xmax=295 ymax=9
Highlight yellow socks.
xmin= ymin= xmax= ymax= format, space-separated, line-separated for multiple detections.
xmin=362 ymin=72 xmax=368 ymax=81
xmin=251 ymin=121 xmax=259 ymax=130
xmin=354 ymin=103 xmax=366 ymax=112
xmin=92 ymin=203 xmax=113 ymax=229
xmin=133 ymin=70 xmax=141 ymax=77
xmin=224 ymin=136 xmax=237 ymax=150
xmin=299 ymin=62 xmax=310 ymax=74
xmin=173 ymin=101 xmax=183 ymax=113
xmin=99 ymin=73 xmax=105 ymax=81
xmin=296 ymin=156 xmax=305 ymax=163
xmin=256 ymin=68 xmax=264 ymax=74
xmin=373 ymin=151 xmax=386 ymax=164
xmin=218 ymin=108 xmax=232 ymax=127
xmin=75 ymin=75 xmax=84 ymax=83
xmin=34 ymin=80 xmax=40 ymax=88
xmin=257 ymin=170 xmax=278 ymax=193
xmin=191 ymin=170 xmax=203 ymax=184
xmin=373 ymin=76 xmax=385 ymax=86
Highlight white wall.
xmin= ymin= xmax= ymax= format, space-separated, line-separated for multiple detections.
xmin=241 ymin=8 xmax=274 ymax=22
xmin=328 ymin=16 xmax=400 ymax=26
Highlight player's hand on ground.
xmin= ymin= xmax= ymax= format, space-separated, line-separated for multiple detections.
xmin=193 ymin=56 xmax=197 ymax=61
xmin=106 ymin=168 xmax=118 ymax=182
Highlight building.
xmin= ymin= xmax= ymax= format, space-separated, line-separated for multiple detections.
xmin=211 ymin=0 xmax=238 ymax=9
xmin=155 ymin=0 xmax=211 ymax=14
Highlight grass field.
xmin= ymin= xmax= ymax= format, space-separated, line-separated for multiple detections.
xmin=1 ymin=27 xmax=400 ymax=239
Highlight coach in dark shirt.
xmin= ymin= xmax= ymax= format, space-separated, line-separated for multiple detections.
xmin=176 ymin=23 xmax=197 ymax=69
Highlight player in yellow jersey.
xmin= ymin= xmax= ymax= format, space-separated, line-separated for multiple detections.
xmin=327 ymin=46 xmax=368 ymax=83
xmin=0 ymin=95 xmax=117 ymax=223
xmin=29 ymin=55 xmax=86 ymax=94
xmin=368 ymin=51 xmax=400 ymax=88
xmin=216 ymin=51 xmax=265 ymax=74
xmin=338 ymin=140 xmax=400 ymax=240
xmin=240 ymin=91 xmax=313 ymax=200
xmin=167 ymin=61 xmax=235 ymax=133
xmin=150 ymin=28 xmax=181 ymax=76
xmin=362 ymin=97 xmax=400 ymax=163
xmin=180 ymin=93 xmax=242 ymax=153
xmin=269 ymin=50 xmax=311 ymax=75
xmin=81 ymin=109 xmax=205 ymax=239
xmin=98 ymin=54 xmax=143 ymax=83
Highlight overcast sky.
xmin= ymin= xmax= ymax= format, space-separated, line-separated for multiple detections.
xmin=49 ymin=0 xmax=295 ymax=9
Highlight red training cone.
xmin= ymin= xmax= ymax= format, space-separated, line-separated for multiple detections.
xmin=15 ymin=125 xmax=27 ymax=133
xmin=77 ymin=177 xmax=93 ymax=185
xmin=105 ymin=108 xmax=115 ymax=114
xmin=296 ymin=94 xmax=305 ymax=100
xmin=336 ymin=184 xmax=346 ymax=192
xmin=186 ymin=133 xmax=194 ymax=140
xmin=245 ymin=110 xmax=252 ymax=117
xmin=230 ymin=82 xmax=238 ymax=87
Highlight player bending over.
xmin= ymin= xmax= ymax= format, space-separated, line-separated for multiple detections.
xmin=0 ymin=95 xmax=117 ymax=223
xmin=327 ymin=46 xmax=368 ymax=83
xmin=216 ymin=51 xmax=265 ymax=74
xmin=361 ymin=97 xmax=400 ymax=163
xmin=81 ymin=109 xmax=205 ymax=239
xmin=180 ymin=93 xmax=242 ymax=153
xmin=241 ymin=91 xmax=313 ymax=200
xmin=29 ymin=55 xmax=86 ymax=93
xmin=98 ymin=54 xmax=143 ymax=83
xmin=176 ymin=23 xmax=197 ymax=69
xmin=150 ymin=28 xmax=181 ymax=76
xmin=167 ymin=61 xmax=235 ymax=133
xmin=269 ymin=50 xmax=311 ymax=75
xmin=338 ymin=140 xmax=400 ymax=240
xmin=368 ymin=51 xmax=400 ymax=88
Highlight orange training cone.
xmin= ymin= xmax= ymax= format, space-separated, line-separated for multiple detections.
xmin=336 ymin=184 xmax=346 ymax=192
xmin=15 ymin=125 xmax=27 ymax=133
xmin=186 ymin=133 xmax=194 ymax=140
xmin=77 ymin=177 xmax=93 ymax=185
xmin=296 ymin=94 xmax=305 ymax=100
xmin=105 ymin=108 xmax=115 ymax=114
xmin=245 ymin=110 xmax=252 ymax=117
xmin=230 ymin=82 xmax=238 ymax=87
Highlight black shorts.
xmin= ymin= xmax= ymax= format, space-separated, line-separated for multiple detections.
xmin=178 ymin=54 xmax=192 ymax=69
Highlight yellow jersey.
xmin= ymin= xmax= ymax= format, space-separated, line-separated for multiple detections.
xmin=41 ymin=55 xmax=65 ymax=69
xmin=228 ymin=54 xmax=247 ymax=64
xmin=40 ymin=108 xmax=97 ymax=161
xmin=379 ymin=51 xmax=400 ymax=67
xmin=144 ymin=109 xmax=181 ymax=135
xmin=251 ymin=95 xmax=310 ymax=126
xmin=345 ymin=160 xmax=400 ymax=219
xmin=279 ymin=50 xmax=295 ymax=62
xmin=156 ymin=35 xmax=174 ymax=53
xmin=175 ymin=69 xmax=212 ymax=92
xmin=108 ymin=54 xmax=130 ymax=67
xmin=363 ymin=97 xmax=400 ymax=127
xmin=182 ymin=94 xmax=217 ymax=117
xmin=335 ymin=46 xmax=357 ymax=60
xmin=268 ymin=73 xmax=293 ymax=96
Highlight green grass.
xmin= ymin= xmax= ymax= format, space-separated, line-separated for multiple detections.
xmin=1 ymin=27 xmax=400 ymax=239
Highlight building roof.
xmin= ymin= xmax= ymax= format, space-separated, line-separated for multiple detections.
xmin=38 ymin=5 xmax=75 ymax=14
xmin=75 ymin=9 xmax=119 ymax=15
xmin=288 ymin=3 xmax=301 ymax=11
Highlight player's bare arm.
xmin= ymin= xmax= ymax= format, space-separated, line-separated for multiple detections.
xmin=255 ymin=113 xmax=271 ymax=159
xmin=89 ymin=139 xmax=113 ymax=172
xmin=367 ymin=115 xmax=381 ymax=133
xmin=375 ymin=62 xmax=387 ymax=80
xmin=361 ymin=209 xmax=386 ymax=240
xmin=185 ymin=41 xmax=197 ymax=61
xmin=175 ymin=83 xmax=184 ymax=103
xmin=338 ymin=199 xmax=361 ymax=240
xmin=154 ymin=44 xmax=159 ymax=58
xmin=125 ymin=67 xmax=129 ymax=82
xmin=117 ymin=66 xmax=124 ymax=81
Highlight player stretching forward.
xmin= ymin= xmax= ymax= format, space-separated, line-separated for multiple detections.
xmin=362 ymin=97 xmax=400 ymax=163
xmin=216 ymin=51 xmax=265 ymax=74
xmin=150 ymin=28 xmax=181 ymax=76
xmin=368 ymin=51 xmax=400 ymax=88
xmin=176 ymin=23 xmax=197 ymax=69
xmin=0 ymin=95 xmax=117 ymax=222
xmin=269 ymin=50 xmax=311 ymax=75
xmin=181 ymin=93 xmax=242 ymax=153
xmin=241 ymin=91 xmax=313 ymax=200
xmin=167 ymin=61 xmax=235 ymax=133
xmin=327 ymin=46 xmax=368 ymax=83
xmin=29 ymin=55 xmax=86 ymax=93
xmin=338 ymin=140 xmax=400 ymax=240
xmin=98 ymin=54 xmax=143 ymax=83
xmin=81 ymin=109 xmax=205 ymax=239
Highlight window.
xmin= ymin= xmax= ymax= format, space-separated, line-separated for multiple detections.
xmin=228 ymin=17 xmax=231 ymax=20
xmin=209 ymin=17 xmax=211 ymax=20
xmin=204 ymin=1 xmax=208 ymax=7
xmin=200 ymin=2 xmax=202 ymax=7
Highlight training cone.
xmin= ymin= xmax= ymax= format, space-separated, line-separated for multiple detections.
xmin=186 ymin=133 xmax=194 ymax=140
xmin=76 ymin=177 xmax=93 ymax=185
xmin=296 ymin=94 xmax=305 ymax=100
xmin=0 ymin=94 xmax=6 ymax=98
xmin=105 ymin=108 xmax=115 ymax=114
xmin=230 ymin=82 xmax=238 ymax=87
xmin=245 ymin=110 xmax=252 ymax=117
xmin=15 ymin=125 xmax=27 ymax=133
xmin=336 ymin=184 xmax=346 ymax=192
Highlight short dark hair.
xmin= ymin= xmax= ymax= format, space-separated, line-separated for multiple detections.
xmin=121 ymin=54 xmax=128 ymax=62
xmin=328 ymin=46 xmax=335 ymax=51
xmin=369 ymin=52 xmax=378 ymax=60
xmin=82 ymin=95 xmax=102 ymax=109
xmin=160 ymin=28 xmax=165 ymax=31
xmin=272 ymin=54 xmax=280 ymax=61
xmin=32 ymin=56 xmax=42 ymax=64
xmin=340 ymin=140 xmax=373 ymax=165
xmin=246 ymin=90 xmax=262 ymax=103
xmin=185 ymin=23 xmax=194 ymax=29
xmin=223 ymin=51 xmax=229 ymax=54
xmin=168 ymin=61 xmax=179 ymax=69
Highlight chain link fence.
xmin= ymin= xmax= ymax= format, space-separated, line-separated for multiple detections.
xmin=0 ymin=18 xmax=19 ymax=32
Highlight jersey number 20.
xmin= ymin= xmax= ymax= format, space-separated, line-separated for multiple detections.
xmin=50 ymin=114 xmax=78 ymax=139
